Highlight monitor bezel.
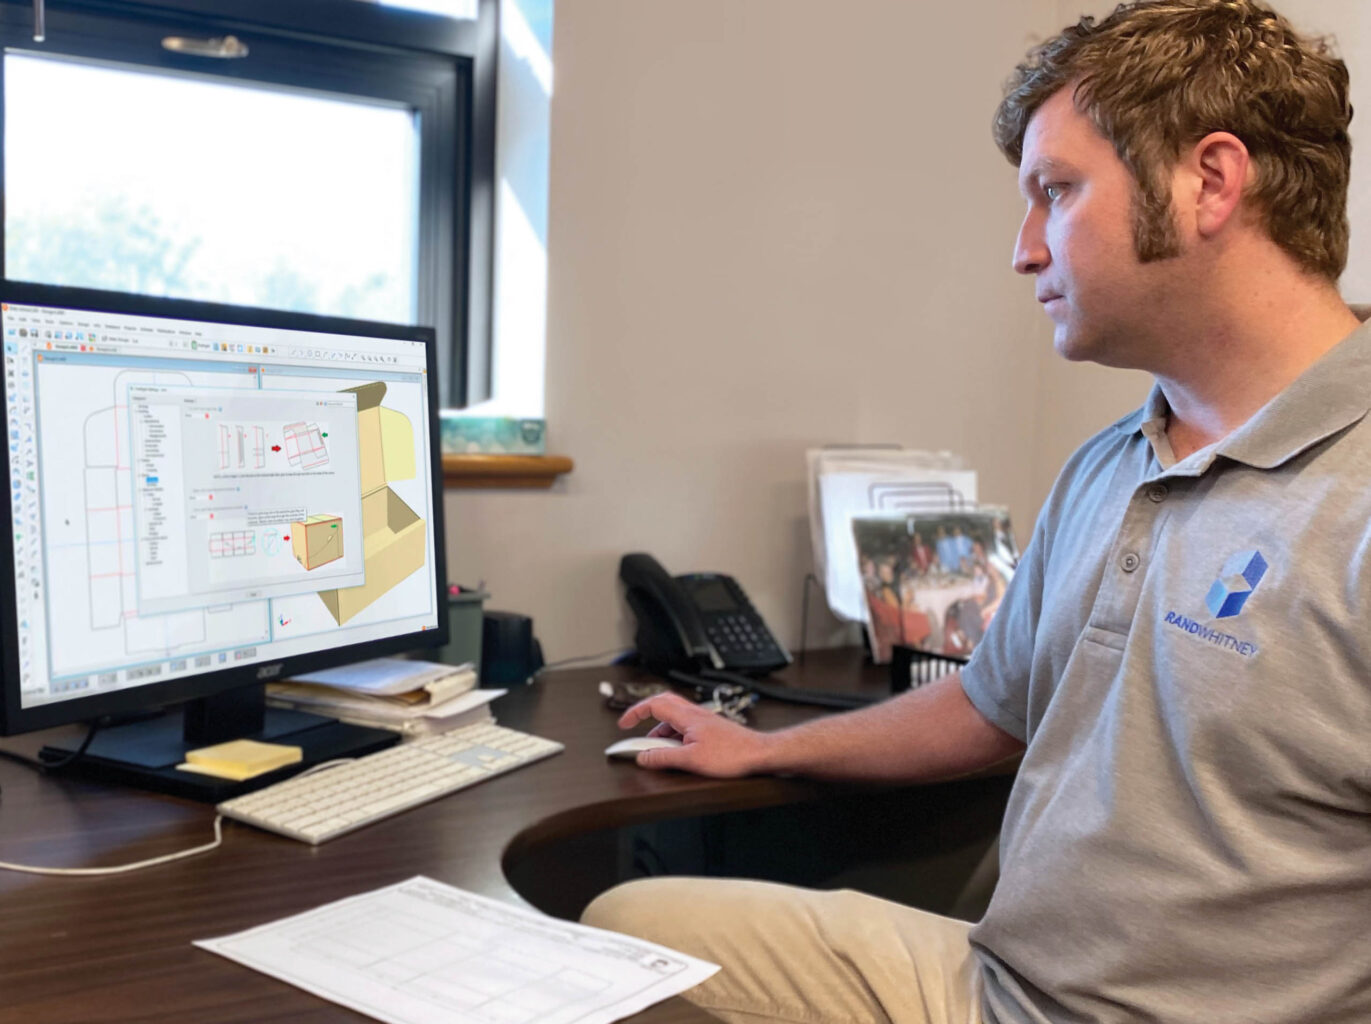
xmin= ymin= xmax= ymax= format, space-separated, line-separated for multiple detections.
xmin=0 ymin=280 xmax=450 ymax=736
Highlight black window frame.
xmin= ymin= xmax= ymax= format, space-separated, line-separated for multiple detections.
xmin=0 ymin=0 xmax=496 ymax=407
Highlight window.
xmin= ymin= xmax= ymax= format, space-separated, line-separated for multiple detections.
xmin=478 ymin=0 xmax=552 ymax=416
xmin=0 ymin=0 xmax=495 ymax=407
xmin=7 ymin=55 xmax=421 ymax=324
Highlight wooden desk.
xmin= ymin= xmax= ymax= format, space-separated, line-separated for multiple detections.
xmin=0 ymin=650 xmax=1006 ymax=1023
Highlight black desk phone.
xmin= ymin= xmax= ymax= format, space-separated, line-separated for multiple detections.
xmin=619 ymin=553 xmax=792 ymax=677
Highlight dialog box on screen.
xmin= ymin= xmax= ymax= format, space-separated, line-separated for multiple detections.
xmin=128 ymin=384 xmax=366 ymax=614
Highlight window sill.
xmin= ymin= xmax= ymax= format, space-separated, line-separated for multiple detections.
xmin=442 ymin=454 xmax=574 ymax=489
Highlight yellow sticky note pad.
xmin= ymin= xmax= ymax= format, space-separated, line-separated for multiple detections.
xmin=178 ymin=739 xmax=303 ymax=781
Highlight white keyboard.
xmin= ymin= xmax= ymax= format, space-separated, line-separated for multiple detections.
xmin=217 ymin=722 xmax=564 ymax=844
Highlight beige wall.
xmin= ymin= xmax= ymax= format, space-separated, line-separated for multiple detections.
xmin=444 ymin=0 xmax=1367 ymax=664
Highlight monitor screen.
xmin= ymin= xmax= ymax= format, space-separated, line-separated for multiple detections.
xmin=0 ymin=284 xmax=447 ymax=749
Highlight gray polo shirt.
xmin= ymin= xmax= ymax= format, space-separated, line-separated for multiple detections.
xmin=961 ymin=316 xmax=1371 ymax=1024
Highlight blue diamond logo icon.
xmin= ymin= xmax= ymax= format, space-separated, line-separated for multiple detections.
xmin=1205 ymin=550 xmax=1267 ymax=619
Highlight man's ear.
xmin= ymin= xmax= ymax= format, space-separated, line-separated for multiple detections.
xmin=1187 ymin=131 xmax=1250 ymax=239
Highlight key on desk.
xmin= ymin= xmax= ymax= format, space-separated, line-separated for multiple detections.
xmin=217 ymin=722 xmax=564 ymax=844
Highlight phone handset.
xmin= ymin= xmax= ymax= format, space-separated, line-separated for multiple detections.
xmin=619 ymin=552 xmax=725 ymax=673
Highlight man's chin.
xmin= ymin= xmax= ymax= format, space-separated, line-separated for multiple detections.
xmin=1053 ymin=327 xmax=1143 ymax=370
xmin=1052 ymin=327 xmax=1097 ymax=363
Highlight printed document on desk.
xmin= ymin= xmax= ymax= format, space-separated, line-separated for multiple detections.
xmin=196 ymin=875 xmax=720 ymax=1024
xmin=270 ymin=657 xmax=486 ymax=735
xmin=289 ymin=657 xmax=477 ymax=699
xmin=267 ymin=684 xmax=504 ymax=737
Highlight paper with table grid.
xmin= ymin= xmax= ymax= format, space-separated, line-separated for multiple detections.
xmin=196 ymin=876 xmax=720 ymax=1024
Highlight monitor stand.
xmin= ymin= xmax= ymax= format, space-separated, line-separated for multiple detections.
xmin=40 ymin=684 xmax=398 ymax=803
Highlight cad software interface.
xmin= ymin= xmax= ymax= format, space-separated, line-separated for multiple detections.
xmin=2 ymin=300 xmax=440 ymax=709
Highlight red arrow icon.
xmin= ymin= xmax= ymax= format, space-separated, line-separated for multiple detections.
xmin=271 ymin=445 xmax=281 ymax=452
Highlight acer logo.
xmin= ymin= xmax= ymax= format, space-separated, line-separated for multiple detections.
xmin=256 ymin=663 xmax=285 ymax=680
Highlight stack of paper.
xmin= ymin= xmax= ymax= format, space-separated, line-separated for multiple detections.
xmin=807 ymin=448 xmax=977 ymax=622
xmin=268 ymin=658 xmax=504 ymax=737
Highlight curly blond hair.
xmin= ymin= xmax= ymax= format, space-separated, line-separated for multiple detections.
xmin=994 ymin=0 xmax=1352 ymax=281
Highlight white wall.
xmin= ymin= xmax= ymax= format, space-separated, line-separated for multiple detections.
xmin=446 ymin=0 xmax=1369 ymax=664
xmin=446 ymin=0 xmax=1059 ymax=660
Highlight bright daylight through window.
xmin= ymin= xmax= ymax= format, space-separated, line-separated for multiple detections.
xmin=5 ymin=54 xmax=420 ymax=325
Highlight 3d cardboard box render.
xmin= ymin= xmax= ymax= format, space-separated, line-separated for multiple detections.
xmin=291 ymin=514 xmax=344 ymax=570
xmin=315 ymin=381 xmax=427 ymax=624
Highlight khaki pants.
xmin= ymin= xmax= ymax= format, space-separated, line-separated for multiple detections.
xmin=582 ymin=877 xmax=983 ymax=1024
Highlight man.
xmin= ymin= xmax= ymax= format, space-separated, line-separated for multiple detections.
xmin=950 ymin=525 xmax=974 ymax=575
xmin=934 ymin=524 xmax=959 ymax=575
xmin=584 ymin=2 xmax=1370 ymax=1022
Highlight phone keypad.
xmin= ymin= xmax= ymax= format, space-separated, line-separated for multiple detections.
xmin=706 ymin=612 xmax=784 ymax=666
xmin=677 ymin=571 xmax=791 ymax=672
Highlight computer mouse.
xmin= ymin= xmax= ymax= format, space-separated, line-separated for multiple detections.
xmin=604 ymin=736 xmax=684 ymax=759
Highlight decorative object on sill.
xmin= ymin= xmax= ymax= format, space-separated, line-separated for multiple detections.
xmin=440 ymin=413 xmax=546 ymax=455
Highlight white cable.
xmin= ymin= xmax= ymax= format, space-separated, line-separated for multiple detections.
xmin=296 ymin=757 xmax=355 ymax=777
xmin=0 ymin=814 xmax=225 ymax=877
xmin=537 ymin=647 xmax=633 ymax=674
xmin=0 ymin=756 xmax=371 ymax=876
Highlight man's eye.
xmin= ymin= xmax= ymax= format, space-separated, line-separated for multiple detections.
xmin=1044 ymin=183 xmax=1066 ymax=201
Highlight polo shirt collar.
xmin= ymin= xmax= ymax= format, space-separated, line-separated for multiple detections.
xmin=1117 ymin=314 xmax=1371 ymax=472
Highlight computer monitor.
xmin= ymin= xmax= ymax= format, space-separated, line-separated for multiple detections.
xmin=0 ymin=282 xmax=449 ymax=798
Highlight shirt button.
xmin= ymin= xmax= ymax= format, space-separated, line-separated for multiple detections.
xmin=1121 ymin=552 xmax=1140 ymax=573
xmin=1147 ymin=484 xmax=1168 ymax=503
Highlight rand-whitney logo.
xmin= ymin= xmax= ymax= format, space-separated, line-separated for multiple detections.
xmin=1205 ymin=549 xmax=1268 ymax=619
xmin=1162 ymin=549 xmax=1265 ymax=659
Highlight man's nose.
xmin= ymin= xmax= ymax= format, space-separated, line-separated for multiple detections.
xmin=1013 ymin=211 xmax=1048 ymax=275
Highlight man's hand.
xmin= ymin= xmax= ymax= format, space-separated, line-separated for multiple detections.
xmin=617 ymin=692 xmax=774 ymax=777
xmin=613 ymin=673 xmax=1021 ymax=784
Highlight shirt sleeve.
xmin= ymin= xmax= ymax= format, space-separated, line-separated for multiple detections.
xmin=959 ymin=509 xmax=1050 ymax=742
